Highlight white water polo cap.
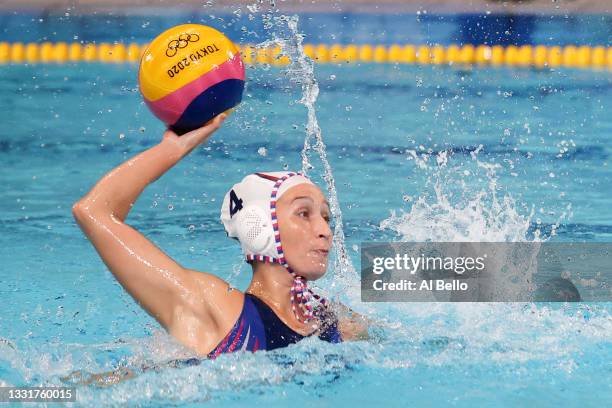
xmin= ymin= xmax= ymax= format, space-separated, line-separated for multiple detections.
xmin=221 ymin=171 xmax=314 ymax=263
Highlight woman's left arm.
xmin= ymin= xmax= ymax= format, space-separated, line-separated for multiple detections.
xmin=333 ymin=303 xmax=371 ymax=341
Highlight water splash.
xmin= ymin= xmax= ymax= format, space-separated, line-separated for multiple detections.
xmin=381 ymin=145 xmax=543 ymax=242
xmin=257 ymin=15 xmax=356 ymax=299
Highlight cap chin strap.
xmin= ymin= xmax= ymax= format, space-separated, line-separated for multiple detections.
xmin=245 ymin=172 xmax=327 ymax=324
xmin=246 ymin=254 xmax=327 ymax=324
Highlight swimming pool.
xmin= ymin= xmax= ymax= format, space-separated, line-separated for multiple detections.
xmin=1 ymin=11 xmax=611 ymax=407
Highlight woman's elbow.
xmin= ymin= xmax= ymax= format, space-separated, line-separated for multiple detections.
xmin=72 ymin=200 xmax=88 ymax=223
xmin=72 ymin=198 xmax=99 ymax=226
xmin=72 ymin=197 xmax=115 ymax=230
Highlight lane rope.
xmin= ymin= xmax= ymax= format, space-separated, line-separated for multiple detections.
xmin=0 ymin=42 xmax=610 ymax=69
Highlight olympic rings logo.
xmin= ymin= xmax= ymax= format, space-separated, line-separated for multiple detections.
xmin=166 ymin=33 xmax=200 ymax=57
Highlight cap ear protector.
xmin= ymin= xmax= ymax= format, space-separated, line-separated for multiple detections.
xmin=220 ymin=171 xmax=314 ymax=261
xmin=233 ymin=205 xmax=270 ymax=253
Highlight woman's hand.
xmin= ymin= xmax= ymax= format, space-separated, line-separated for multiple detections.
xmin=163 ymin=113 xmax=227 ymax=158
xmin=334 ymin=303 xmax=371 ymax=341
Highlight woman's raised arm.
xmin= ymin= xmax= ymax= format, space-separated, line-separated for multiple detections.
xmin=72 ymin=114 xmax=237 ymax=350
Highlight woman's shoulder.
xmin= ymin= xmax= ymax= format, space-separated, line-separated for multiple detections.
xmin=180 ymin=270 xmax=245 ymax=342
xmin=184 ymin=269 xmax=244 ymax=304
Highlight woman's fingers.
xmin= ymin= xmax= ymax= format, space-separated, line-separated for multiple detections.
xmin=162 ymin=113 xmax=227 ymax=156
xmin=184 ymin=113 xmax=227 ymax=143
xmin=182 ymin=113 xmax=227 ymax=152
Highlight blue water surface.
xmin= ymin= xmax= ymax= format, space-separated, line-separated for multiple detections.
xmin=0 ymin=12 xmax=611 ymax=408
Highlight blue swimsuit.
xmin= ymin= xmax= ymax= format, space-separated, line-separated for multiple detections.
xmin=208 ymin=293 xmax=342 ymax=359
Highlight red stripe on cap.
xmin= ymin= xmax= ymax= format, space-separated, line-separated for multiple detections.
xmin=255 ymin=173 xmax=281 ymax=182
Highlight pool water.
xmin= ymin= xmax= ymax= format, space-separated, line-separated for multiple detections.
xmin=1 ymin=12 xmax=611 ymax=407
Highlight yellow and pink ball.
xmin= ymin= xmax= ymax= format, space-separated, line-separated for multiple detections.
xmin=139 ymin=24 xmax=245 ymax=134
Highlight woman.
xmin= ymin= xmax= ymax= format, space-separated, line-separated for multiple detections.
xmin=72 ymin=114 xmax=367 ymax=359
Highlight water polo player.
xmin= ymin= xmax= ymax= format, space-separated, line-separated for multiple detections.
xmin=72 ymin=115 xmax=368 ymax=358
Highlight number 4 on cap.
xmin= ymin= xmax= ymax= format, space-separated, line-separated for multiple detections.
xmin=229 ymin=189 xmax=243 ymax=217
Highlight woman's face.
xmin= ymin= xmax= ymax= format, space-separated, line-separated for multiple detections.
xmin=276 ymin=183 xmax=332 ymax=280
